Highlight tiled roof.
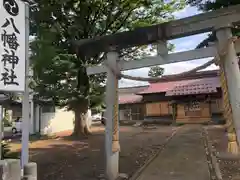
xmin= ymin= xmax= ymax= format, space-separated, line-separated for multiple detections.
xmin=138 ymin=81 xmax=177 ymax=94
xmin=119 ymin=85 xmax=148 ymax=95
xmin=139 ymin=77 xmax=220 ymax=96
xmin=119 ymin=94 xmax=143 ymax=104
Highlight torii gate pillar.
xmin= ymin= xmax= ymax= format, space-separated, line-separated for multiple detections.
xmin=216 ymin=24 xmax=240 ymax=147
xmin=105 ymin=51 xmax=120 ymax=180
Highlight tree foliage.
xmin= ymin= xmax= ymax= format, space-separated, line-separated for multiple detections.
xmin=148 ymin=66 xmax=164 ymax=77
xmin=147 ymin=38 xmax=175 ymax=78
xmin=30 ymin=0 xmax=185 ymax=136
xmin=1 ymin=141 xmax=11 ymax=159
xmin=187 ymin=0 xmax=240 ymax=48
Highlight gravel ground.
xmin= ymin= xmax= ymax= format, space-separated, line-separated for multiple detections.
xmin=11 ymin=125 xmax=177 ymax=180
xmin=135 ymin=125 xmax=211 ymax=180
xmin=205 ymin=125 xmax=240 ymax=180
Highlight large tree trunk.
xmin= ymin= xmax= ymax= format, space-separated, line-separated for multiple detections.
xmin=72 ymin=105 xmax=92 ymax=137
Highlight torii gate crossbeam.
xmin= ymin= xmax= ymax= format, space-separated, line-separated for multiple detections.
xmin=87 ymin=42 xmax=240 ymax=75
xmin=74 ymin=4 xmax=240 ymax=58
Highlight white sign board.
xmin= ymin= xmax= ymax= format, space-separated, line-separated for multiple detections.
xmin=0 ymin=0 xmax=26 ymax=92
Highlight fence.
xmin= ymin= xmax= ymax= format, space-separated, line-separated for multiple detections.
xmin=0 ymin=159 xmax=37 ymax=180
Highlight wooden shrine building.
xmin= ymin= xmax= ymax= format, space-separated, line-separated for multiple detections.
xmin=118 ymin=70 xmax=224 ymax=124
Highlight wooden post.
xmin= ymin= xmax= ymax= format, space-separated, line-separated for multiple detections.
xmin=216 ymin=24 xmax=240 ymax=146
xmin=105 ymin=51 xmax=120 ymax=180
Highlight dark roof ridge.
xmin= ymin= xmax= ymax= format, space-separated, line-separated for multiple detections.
xmin=149 ymin=70 xmax=219 ymax=83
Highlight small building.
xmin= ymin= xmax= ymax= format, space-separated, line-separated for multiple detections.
xmin=118 ymin=70 xmax=224 ymax=124
xmin=3 ymin=70 xmax=224 ymax=136
xmin=4 ymin=100 xmax=75 ymax=135
xmin=118 ymin=86 xmax=147 ymax=121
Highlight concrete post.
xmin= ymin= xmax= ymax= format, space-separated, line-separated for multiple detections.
xmin=23 ymin=176 xmax=37 ymax=180
xmin=0 ymin=159 xmax=21 ymax=180
xmin=105 ymin=51 xmax=120 ymax=180
xmin=7 ymin=159 xmax=21 ymax=180
xmin=216 ymin=24 xmax=240 ymax=144
xmin=21 ymin=2 xmax=30 ymax=168
xmin=0 ymin=160 xmax=7 ymax=180
xmin=0 ymin=160 xmax=37 ymax=180
xmin=23 ymin=163 xmax=37 ymax=177
xmin=23 ymin=162 xmax=37 ymax=180
xmin=0 ymin=107 xmax=2 ymax=160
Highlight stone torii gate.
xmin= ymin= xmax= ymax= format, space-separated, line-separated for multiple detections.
xmin=75 ymin=5 xmax=240 ymax=180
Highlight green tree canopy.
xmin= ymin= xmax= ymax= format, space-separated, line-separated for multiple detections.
xmin=148 ymin=66 xmax=164 ymax=77
xmin=187 ymin=0 xmax=240 ymax=48
xmin=147 ymin=39 xmax=174 ymax=78
xmin=30 ymin=0 xmax=185 ymax=137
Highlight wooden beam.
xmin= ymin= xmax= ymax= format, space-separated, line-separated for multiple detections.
xmin=75 ymin=4 xmax=240 ymax=58
xmin=87 ymin=41 xmax=240 ymax=75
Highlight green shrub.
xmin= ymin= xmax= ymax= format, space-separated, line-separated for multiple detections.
xmin=3 ymin=117 xmax=12 ymax=127
xmin=1 ymin=140 xmax=20 ymax=159
xmin=1 ymin=140 xmax=11 ymax=159
xmin=175 ymin=123 xmax=184 ymax=126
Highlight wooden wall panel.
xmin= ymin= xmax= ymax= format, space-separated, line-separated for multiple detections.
xmin=146 ymin=101 xmax=172 ymax=116
xmin=160 ymin=102 xmax=169 ymax=115
xmin=210 ymin=100 xmax=218 ymax=113
xmin=210 ymin=98 xmax=223 ymax=113
xmin=176 ymin=101 xmax=211 ymax=123
xmin=146 ymin=103 xmax=160 ymax=116
xmin=202 ymin=102 xmax=211 ymax=117
xmin=177 ymin=105 xmax=185 ymax=117
xmin=218 ymin=99 xmax=223 ymax=111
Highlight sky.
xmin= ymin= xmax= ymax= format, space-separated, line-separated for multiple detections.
xmin=119 ymin=5 xmax=219 ymax=87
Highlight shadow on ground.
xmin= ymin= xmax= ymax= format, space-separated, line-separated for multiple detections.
xmin=9 ymin=125 xmax=176 ymax=180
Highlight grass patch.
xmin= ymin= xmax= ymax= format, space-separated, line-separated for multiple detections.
xmin=175 ymin=123 xmax=184 ymax=126
xmin=2 ymin=140 xmax=20 ymax=159
xmin=29 ymin=133 xmax=57 ymax=142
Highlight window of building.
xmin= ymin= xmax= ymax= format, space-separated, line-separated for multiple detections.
xmin=185 ymin=101 xmax=200 ymax=111
xmin=121 ymin=105 xmax=142 ymax=120
xmin=184 ymin=100 xmax=201 ymax=116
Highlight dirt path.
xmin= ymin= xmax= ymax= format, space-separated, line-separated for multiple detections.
xmin=16 ymin=126 xmax=177 ymax=180
xmin=135 ymin=125 xmax=210 ymax=180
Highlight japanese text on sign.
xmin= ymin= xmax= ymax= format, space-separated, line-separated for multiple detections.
xmin=0 ymin=0 xmax=26 ymax=92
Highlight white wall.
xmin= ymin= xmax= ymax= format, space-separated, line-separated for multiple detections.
xmin=29 ymin=101 xmax=34 ymax=134
xmin=119 ymin=110 xmax=125 ymax=121
xmin=40 ymin=108 xmax=74 ymax=135
xmin=34 ymin=104 xmax=40 ymax=134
